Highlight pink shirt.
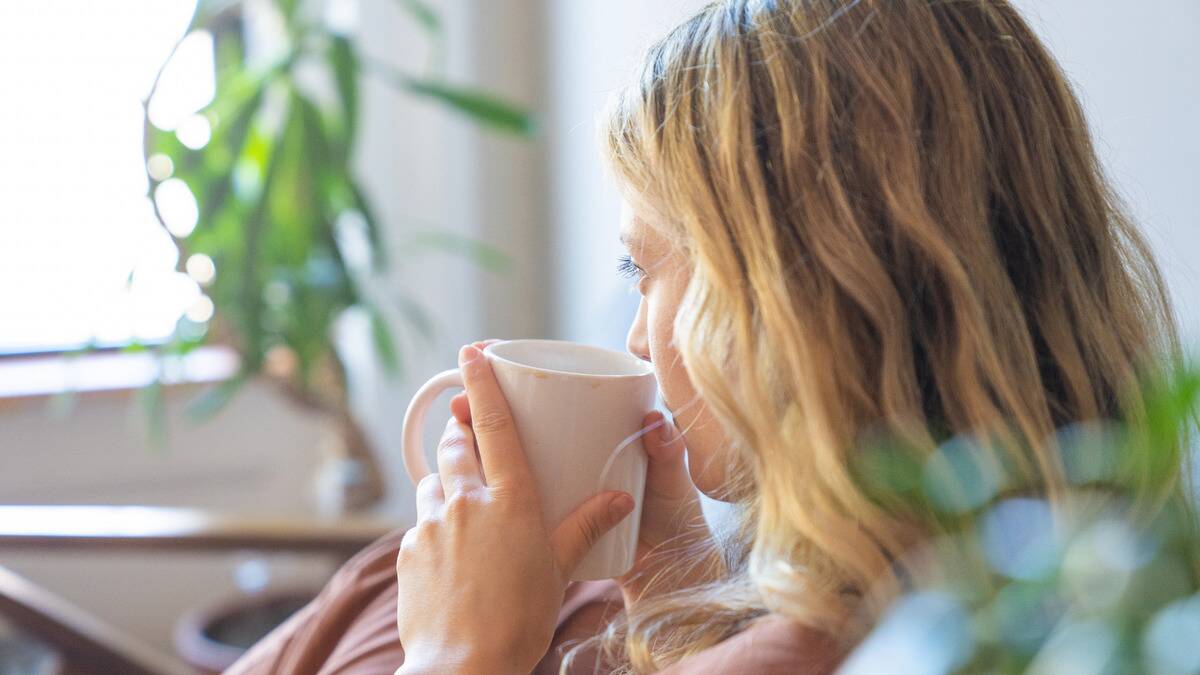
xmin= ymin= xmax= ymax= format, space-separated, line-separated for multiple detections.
xmin=226 ymin=529 xmax=838 ymax=674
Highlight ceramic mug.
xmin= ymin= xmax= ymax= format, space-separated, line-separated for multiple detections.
xmin=400 ymin=339 xmax=658 ymax=580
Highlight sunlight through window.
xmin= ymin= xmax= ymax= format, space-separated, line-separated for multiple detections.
xmin=0 ymin=1 xmax=211 ymax=353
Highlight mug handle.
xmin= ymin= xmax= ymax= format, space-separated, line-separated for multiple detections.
xmin=401 ymin=369 xmax=464 ymax=485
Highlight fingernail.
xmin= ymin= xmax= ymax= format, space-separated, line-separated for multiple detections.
xmin=610 ymin=494 xmax=635 ymax=518
xmin=659 ymin=417 xmax=673 ymax=443
xmin=458 ymin=345 xmax=481 ymax=366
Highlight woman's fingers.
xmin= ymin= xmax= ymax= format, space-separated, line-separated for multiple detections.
xmin=458 ymin=344 xmax=533 ymax=491
xmin=643 ymin=411 xmax=685 ymax=460
xmin=450 ymin=392 xmax=471 ymax=423
xmin=415 ymin=472 xmax=445 ymax=521
xmin=437 ymin=417 xmax=484 ymax=493
xmin=642 ymin=411 xmax=693 ymax=500
xmin=551 ymin=490 xmax=635 ymax=576
xmin=449 ymin=340 xmax=500 ymax=424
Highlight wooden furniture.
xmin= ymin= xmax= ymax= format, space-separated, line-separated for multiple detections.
xmin=0 ymin=565 xmax=188 ymax=675
xmin=0 ymin=505 xmax=396 ymax=675
xmin=0 ymin=505 xmax=393 ymax=556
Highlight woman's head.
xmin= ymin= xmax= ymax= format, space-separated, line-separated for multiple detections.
xmin=601 ymin=0 xmax=1181 ymax=671
xmin=621 ymin=203 xmax=735 ymax=496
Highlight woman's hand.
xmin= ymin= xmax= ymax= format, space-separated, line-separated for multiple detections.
xmin=450 ymin=397 xmax=721 ymax=611
xmin=394 ymin=343 xmax=636 ymax=675
xmin=612 ymin=411 xmax=722 ymax=606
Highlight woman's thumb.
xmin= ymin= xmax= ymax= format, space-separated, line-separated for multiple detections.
xmin=551 ymin=491 xmax=635 ymax=575
xmin=643 ymin=411 xmax=692 ymax=497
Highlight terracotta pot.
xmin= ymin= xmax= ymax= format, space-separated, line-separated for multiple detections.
xmin=0 ymin=634 xmax=59 ymax=675
xmin=173 ymin=587 xmax=316 ymax=674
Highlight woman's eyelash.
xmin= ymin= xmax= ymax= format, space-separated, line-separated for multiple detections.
xmin=617 ymin=254 xmax=646 ymax=280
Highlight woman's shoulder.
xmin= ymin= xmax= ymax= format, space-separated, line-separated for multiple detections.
xmin=656 ymin=613 xmax=841 ymax=675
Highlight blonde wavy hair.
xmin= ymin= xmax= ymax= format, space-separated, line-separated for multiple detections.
xmin=569 ymin=0 xmax=1186 ymax=672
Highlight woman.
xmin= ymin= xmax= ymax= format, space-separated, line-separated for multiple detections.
xmin=231 ymin=1 xmax=1190 ymax=673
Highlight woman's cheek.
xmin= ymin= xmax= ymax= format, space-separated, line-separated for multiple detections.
xmin=645 ymin=281 xmax=730 ymax=497
xmin=646 ymin=293 xmax=682 ymax=406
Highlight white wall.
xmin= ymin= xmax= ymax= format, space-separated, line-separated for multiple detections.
xmin=1011 ymin=0 xmax=1200 ymax=347
xmin=545 ymin=1 xmax=710 ymax=348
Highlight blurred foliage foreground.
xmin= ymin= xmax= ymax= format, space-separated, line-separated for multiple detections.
xmin=839 ymin=362 xmax=1200 ymax=675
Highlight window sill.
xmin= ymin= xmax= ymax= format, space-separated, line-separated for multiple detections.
xmin=0 ymin=347 xmax=239 ymax=401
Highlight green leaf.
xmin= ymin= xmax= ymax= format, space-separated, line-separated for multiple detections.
xmin=61 ymin=339 xmax=101 ymax=359
xmin=281 ymin=280 xmax=342 ymax=386
xmin=198 ymin=84 xmax=267 ymax=224
xmin=406 ymin=230 xmax=511 ymax=273
xmin=192 ymin=0 xmax=242 ymax=27
xmin=395 ymin=0 xmax=442 ymax=34
xmin=349 ymin=181 xmax=387 ymax=269
xmin=395 ymin=294 xmax=435 ymax=343
xmin=320 ymin=226 xmax=362 ymax=307
xmin=266 ymin=90 xmax=324 ymax=267
xmin=402 ymin=79 xmax=536 ymax=136
xmin=147 ymin=125 xmax=190 ymax=165
xmin=212 ymin=18 xmax=247 ymax=78
xmin=187 ymin=373 xmax=249 ymax=421
xmin=278 ymin=0 xmax=300 ymax=22
xmin=1136 ymin=362 xmax=1200 ymax=487
xmin=293 ymin=91 xmax=336 ymax=174
xmin=236 ymin=98 xmax=290 ymax=372
xmin=367 ymin=305 xmax=401 ymax=376
xmin=329 ymin=35 xmax=359 ymax=157
xmin=164 ymin=333 xmax=206 ymax=357
xmin=137 ymin=374 xmax=168 ymax=451
xmin=359 ymin=56 xmax=534 ymax=135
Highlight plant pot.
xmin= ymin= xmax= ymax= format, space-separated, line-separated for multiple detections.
xmin=0 ymin=634 xmax=59 ymax=675
xmin=173 ymin=587 xmax=316 ymax=674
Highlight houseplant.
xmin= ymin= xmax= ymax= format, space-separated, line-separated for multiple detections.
xmin=142 ymin=0 xmax=532 ymax=509
xmin=841 ymin=359 xmax=1200 ymax=674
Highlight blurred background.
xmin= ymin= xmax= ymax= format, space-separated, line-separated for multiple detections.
xmin=0 ymin=0 xmax=1195 ymax=672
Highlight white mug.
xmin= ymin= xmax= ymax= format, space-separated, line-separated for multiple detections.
xmin=400 ymin=339 xmax=658 ymax=580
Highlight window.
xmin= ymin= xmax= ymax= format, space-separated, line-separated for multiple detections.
xmin=0 ymin=1 xmax=215 ymax=354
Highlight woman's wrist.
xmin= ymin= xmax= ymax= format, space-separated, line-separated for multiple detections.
xmin=619 ymin=540 xmax=726 ymax=609
xmin=395 ymin=658 xmax=497 ymax=675
xmin=397 ymin=646 xmax=526 ymax=675
xmin=395 ymin=665 xmax=497 ymax=675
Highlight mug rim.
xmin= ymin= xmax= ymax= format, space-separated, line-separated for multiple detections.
xmin=484 ymin=339 xmax=654 ymax=380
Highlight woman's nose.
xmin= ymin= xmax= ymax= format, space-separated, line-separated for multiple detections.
xmin=626 ymin=298 xmax=651 ymax=362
